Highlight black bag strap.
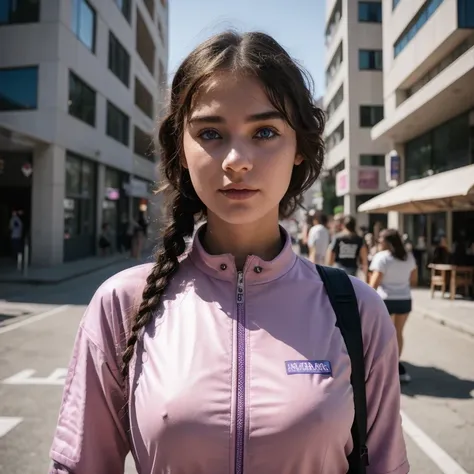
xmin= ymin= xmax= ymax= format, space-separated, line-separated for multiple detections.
xmin=316 ymin=265 xmax=369 ymax=474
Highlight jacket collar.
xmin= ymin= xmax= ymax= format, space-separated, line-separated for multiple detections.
xmin=188 ymin=224 xmax=297 ymax=284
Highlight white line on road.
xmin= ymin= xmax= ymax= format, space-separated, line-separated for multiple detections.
xmin=0 ymin=417 xmax=23 ymax=438
xmin=0 ymin=305 xmax=70 ymax=335
xmin=401 ymin=410 xmax=469 ymax=474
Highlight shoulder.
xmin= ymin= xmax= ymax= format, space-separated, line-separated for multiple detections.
xmin=80 ymin=263 xmax=154 ymax=353
xmin=350 ymin=277 xmax=395 ymax=364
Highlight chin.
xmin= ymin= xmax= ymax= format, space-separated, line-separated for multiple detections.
xmin=207 ymin=203 xmax=273 ymax=226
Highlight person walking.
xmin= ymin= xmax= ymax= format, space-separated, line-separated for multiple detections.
xmin=369 ymin=229 xmax=418 ymax=383
xmin=9 ymin=209 xmax=23 ymax=267
xmin=307 ymin=210 xmax=330 ymax=264
xmin=326 ymin=215 xmax=368 ymax=278
xmin=49 ymin=31 xmax=408 ymax=474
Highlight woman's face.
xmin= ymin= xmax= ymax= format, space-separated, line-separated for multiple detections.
xmin=182 ymin=72 xmax=302 ymax=225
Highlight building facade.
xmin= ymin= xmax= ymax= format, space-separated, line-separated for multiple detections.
xmin=0 ymin=0 xmax=168 ymax=266
xmin=323 ymin=0 xmax=389 ymax=228
xmin=367 ymin=0 xmax=474 ymax=249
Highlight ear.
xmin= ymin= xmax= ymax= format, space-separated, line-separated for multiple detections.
xmin=294 ymin=153 xmax=303 ymax=166
xmin=180 ymin=153 xmax=188 ymax=169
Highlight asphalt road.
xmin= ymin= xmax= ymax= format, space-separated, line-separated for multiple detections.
xmin=0 ymin=260 xmax=473 ymax=473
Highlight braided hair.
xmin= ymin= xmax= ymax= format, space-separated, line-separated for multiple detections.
xmin=121 ymin=30 xmax=326 ymax=378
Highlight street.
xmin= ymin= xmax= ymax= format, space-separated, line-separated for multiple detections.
xmin=0 ymin=261 xmax=473 ymax=474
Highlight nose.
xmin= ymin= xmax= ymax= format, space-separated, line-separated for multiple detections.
xmin=222 ymin=143 xmax=253 ymax=174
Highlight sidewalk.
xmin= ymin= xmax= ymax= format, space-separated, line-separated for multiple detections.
xmin=0 ymin=253 xmax=135 ymax=285
xmin=411 ymin=288 xmax=474 ymax=338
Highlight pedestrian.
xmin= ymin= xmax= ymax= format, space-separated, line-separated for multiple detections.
xmin=332 ymin=212 xmax=344 ymax=236
xmin=326 ymin=215 xmax=369 ymax=278
xmin=298 ymin=209 xmax=314 ymax=256
xmin=9 ymin=209 xmax=23 ymax=265
xmin=98 ymin=223 xmax=112 ymax=256
xmin=307 ymin=210 xmax=330 ymax=264
xmin=49 ymin=31 xmax=408 ymax=474
xmin=130 ymin=211 xmax=148 ymax=259
xmin=369 ymin=229 xmax=418 ymax=383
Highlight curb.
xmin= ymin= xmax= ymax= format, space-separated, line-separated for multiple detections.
xmin=413 ymin=308 xmax=474 ymax=338
xmin=0 ymin=256 xmax=130 ymax=286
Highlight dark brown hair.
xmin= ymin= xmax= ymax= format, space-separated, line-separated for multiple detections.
xmin=343 ymin=215 xmax=356 ymax=234
xmin=380 ymin=228 xmax=408 ymax=261
xmin=121 ymin=31 xmax=326 ymax=377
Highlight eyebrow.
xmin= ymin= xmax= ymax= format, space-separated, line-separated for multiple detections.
xmin=188 ymin=110 xmax=284 ymax=125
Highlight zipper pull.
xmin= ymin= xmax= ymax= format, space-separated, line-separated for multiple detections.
xmin=236 ymin=271 xmax=245 ymax=303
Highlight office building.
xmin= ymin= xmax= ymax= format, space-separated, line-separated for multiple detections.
xmin=0 ymin=0 xmax=168 ymax=266
xmin=360 ymin=0 xmax=474 ymax=263
xmin=323 ymin=0 xmax=389 ymax=229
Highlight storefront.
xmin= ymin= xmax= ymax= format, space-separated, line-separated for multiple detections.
xmin=63 ymin=152 xmax=97 ymax=261
xmin=125 ymin=177 xmax=153 ymax=217
xmin=0 ymin=151 xmax=33 ymax=259
xmin=358 ymin=164 xmax=474 ymax=282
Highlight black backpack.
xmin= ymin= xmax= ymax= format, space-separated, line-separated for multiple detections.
xmin=316 ymin=265 xmax=369 ymax=474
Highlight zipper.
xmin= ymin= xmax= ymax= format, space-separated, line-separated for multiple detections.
xmin=235 ymin=270 xmax=245 ymax=474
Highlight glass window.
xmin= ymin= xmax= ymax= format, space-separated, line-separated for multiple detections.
xmin=106 ymin=101 xmax=130 ymax=146
xmin=108 ymin=32 xmax=130 ymax=87
xmin=325 ymin=121 xmax=345 ymax=151
xmin=68 ymin=71 xmax=96 ymax=127
xmin=393 ymin=0 xmax=401 ymax=9
xmin=458 ymin=0 xmax=474 ymax=28
xmin=134 ymin=77 xmax=154 ymax=119
xmin=0 ymin=67 xmax=38 ymax=111
xmin=394 ymin=0 xmax=444 ymax=57
xmin=325 ymin=41 xmax=343 ymax=87
xmin=0 ymin=0 xmax=40 ymax=25
xmin=405 ymin=133 xmax=432 ymax=180
xmin=64 ymin=153 xmax=96 ymax=238
xmin=134 ymin=126 xmax=154 ymax=161
xmin=359 ymin=106 xmax=384 ymax=127
xmin=72 ymin=0 xmax=96 ymax=53
xmin=114 ymin=0 xmax=131 ymax=22
xmin=326 ymin=85 xmax=344 ymax=121
xmin=360 ymin=154 xmax=385 ymax=166
xmin=432 ymin=113 xmax=470 ymax=173
xmin=65 ymin=154 xmax=82 ymax=196
xmin=358 ymin=2 xmax=382 ymax=22
xmin=359 ymin=50 xmax=383 ymax=70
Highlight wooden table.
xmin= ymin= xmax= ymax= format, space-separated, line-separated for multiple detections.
xmin=429 ymin=264 xmax=474 ymax=300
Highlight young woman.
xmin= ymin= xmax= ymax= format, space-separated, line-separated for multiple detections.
xmin=326 ymin=215 xmax=368 ymax=278
xmin=369 ymin=229 xmax=418 ymax=383
xmin=49 ymin=31 xmax=408 ymax=474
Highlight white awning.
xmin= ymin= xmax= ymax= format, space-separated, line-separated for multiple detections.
xmin=358 ymin=164 xmax=474 ymax=214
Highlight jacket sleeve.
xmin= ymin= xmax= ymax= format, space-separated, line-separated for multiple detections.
xmin=49 ymin=299 xmax=130 ymax=473
xmin=353 ymin=280 xmax=409 ymax=474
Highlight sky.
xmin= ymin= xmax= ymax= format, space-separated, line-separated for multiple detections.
xmin=168 ymin=0 xmax=326 ymax=99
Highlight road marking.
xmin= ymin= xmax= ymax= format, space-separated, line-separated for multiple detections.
xmin=0 ymin=305 xmax=70 ymax=335
xmin=2 ymin=368 xmax=68 ymax=386
xmin=0 ymin=417 xmax=23 ymax=438
xmin=401 ymin=410 xmax=469 ymax=474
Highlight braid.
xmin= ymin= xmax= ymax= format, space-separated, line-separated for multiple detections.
xmin=121 ymin=189 xmax=199 ymax=378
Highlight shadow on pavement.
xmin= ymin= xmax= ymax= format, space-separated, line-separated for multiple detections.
xmin=0 ymin=256 xmax=154 ymax=306
xmin=401 ymin=362 xmax=474 ymax=399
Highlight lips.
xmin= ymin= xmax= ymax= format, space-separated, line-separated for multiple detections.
xmin=218 ymin=189 xmax=259 ymax=201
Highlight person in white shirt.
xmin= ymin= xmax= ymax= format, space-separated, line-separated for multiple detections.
xmin=307 ymin=211 xmax=330 ymax=265
xmin=369 ymin=229 xmax=418 ymax=383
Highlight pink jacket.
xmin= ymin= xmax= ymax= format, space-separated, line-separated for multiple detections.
xmin=50 ymin=230 xmax=409 ymax=474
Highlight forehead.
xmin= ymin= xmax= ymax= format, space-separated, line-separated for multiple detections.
xmin=190 ymin=72 xmax=273 ymax=115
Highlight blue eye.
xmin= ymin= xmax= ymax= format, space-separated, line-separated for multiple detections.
xmin=255 ymin=127 xmax=278 ymax=140
xmin=199 ymin=129 xmax=221 ymax=140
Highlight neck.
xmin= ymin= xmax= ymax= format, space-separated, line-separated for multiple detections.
xmin=202 ymin=209 xmax=283 ymax=270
